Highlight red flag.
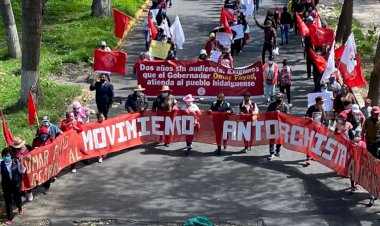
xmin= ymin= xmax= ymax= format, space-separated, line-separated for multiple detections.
xmin=220 ymin=8 xmax=233 ymax=34
xmin=113 ymin=9 xmax=130 ymax=39
xmin=93 ymin=49 xmax=127 ymax=75
xmin=338 ymin=53 xmax=366 ymax=88
xmin=219 ymin=8 xmax=234 ymax=24
xmin=148 ymin=14 xmax=158 ymax=41
xmin=334 ymin=45 xmax=345 ymax=59
xmin=296 ymin=13 xmax=309 ymax=36
xmin=28 ymin=91 xmax=38 ymax=126
xmin=306 ymin=23 xmax=334 ymax=46
xmin=309 ymin=48 xmax=327 ymax=74
xmin=1 ymin=110 xmax=13 ymax=146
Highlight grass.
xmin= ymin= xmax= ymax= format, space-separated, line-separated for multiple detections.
xmin=0 ymin=0 xmax=146 ymax=148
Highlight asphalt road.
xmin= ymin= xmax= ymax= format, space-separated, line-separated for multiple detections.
xmin=17 ymin=0 xmax=380 ymax=225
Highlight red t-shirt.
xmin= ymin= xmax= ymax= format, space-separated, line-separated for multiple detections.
xmin=61 ymin=119 xmax=83 ymax=132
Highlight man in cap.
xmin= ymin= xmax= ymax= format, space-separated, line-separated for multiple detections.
xmin=99 ymin=41 xmax=111 ymax=51
xmin=125 ymin=85 xmax=149 ymax=113
xmin=90 ymin=73 xmax=114 ymax=119
xmin=267 ymin=92 xmax=289 ymax=160
xmin=362 ymin=106 xmax=380 ymax=148
xmin=263 ymin=56 xmax=279 ymax=104
xmin=37 ymin=116 xmax=63 ymax=139
xmin=254 ymin=14 xmax=277 ymax=63
xmin=204 ymin=32 xmax=221 ymax=56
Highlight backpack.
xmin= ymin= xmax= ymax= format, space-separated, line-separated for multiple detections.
xmin=184 ymin=216 xmax=215 ymax=226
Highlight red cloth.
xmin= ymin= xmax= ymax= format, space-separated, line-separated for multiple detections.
xmin=28 ymin=91 xmax=38 ymax=126
xmin=148 ymin=14 xmax=158 ymax=41
xmin=309 ymin=48 xmax=327 ymax=74
xmin=93 ymin=49 xmax=127 ymax=75
xmin=296 ymin=13 xmax=309 ymax=36
xmin=219 ymin=8 xmax=234 ymax=23
xmin=335 ymin=45 xmax=345 ymax=59
xmin=337 ymin=54 xmax=367 ymax=88
xmin=113 ymin=9 xmax=130 ymax=39
xmin=204 ymin=40 xmax=221 ymax=56
xmin=61 ymin=119 xmax=83 ymax=133
xmin=306 ymin=23 xmax=334 ymax=46
xmin=220 ymin=8 xmax=233 ymax=34
xmin=1 ymin=110 xmax=13 ymax=146
xmin=32 ymin=137 xmax=52 ymax=148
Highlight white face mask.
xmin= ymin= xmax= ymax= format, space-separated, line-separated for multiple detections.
xmin=185 ymin=101 xmax=192 ymax=106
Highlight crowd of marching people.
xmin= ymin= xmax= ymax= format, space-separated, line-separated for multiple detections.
xmin=1 ymin=0 xmax=380 ymax=224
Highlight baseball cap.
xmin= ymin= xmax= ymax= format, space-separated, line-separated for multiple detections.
xmin=42 ymin=116 xmax=50 ymax=122
xmin=351 ymin=104 xmax=360 ymax=113
xmin=372 ymin=106 xmax=380 ymax=114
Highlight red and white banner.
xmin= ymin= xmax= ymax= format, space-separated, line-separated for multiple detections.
xmin=93 ymin=49 xmax=127 ymax=75
xmin=136 ymin=60 xmax=264 ymax=98
xmin=21 ymin=111 xmax=380 ymax=200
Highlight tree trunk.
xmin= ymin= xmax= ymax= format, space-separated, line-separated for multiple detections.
xmin=367 ymin=36 xmax=380 ymax=106
xmin=91 ymin=0 xmax=112 ymax=18
xmin=335 ymin=0 xmax=353 ymax=44
xmin=19 ymin=0 xmax=44 ymax=107
xmin=0 ymin=0 xmax=21 ymax=59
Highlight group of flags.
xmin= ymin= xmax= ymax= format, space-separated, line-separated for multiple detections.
xmin=1 ymin=91 xmax=38 ymax=146
xmin=297 ymin=13 xmax=366 ymax=88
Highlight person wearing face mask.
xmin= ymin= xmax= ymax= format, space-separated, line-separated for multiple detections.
xmin=327 ymin=75 xmax=341 ymax=98
xmin=36 ymin=116 xmax=63 ymax=139
xmin=254 ymin=14 xmax=277 ymax=64
xmin=208 ymin=93 xmax=233 ymax=155
xmin=238 ymin=92 xmax=259 ymax=153
xmin=72 ymin=101 xmax=95 ymax=124
xmin=152 ymin=86 xmax=178 ymax=146
xmin=333 ymin=85 xmax=355 ymax=115
xmin=1 ymin=147 xmax=25 ymax=225
xmin=125 ymin=85 xmax=149 ymax=113
xmin=204 ymin=33 xmax=221 ymax=56
xmin=32 ymin=126 xmax=54 ymax=193
xmin=181 ymin=94 xmax=200 ymax=155
xmin=362 ymin=106 xmax=380 ymax=148
xmin=267 ymin=92 xmax=289 ymax=161
xmin=198 ymin=49 xmax=208 ymax=61
xmin=263 ymin=56 xmax=279 ymax=104
xmin=61 ymin=111 xmax=83 ymax=173
xmin=90 ymin=73 xmax=114 ymax=119
xmin=345 ymin=104 xmax=365 ymax=132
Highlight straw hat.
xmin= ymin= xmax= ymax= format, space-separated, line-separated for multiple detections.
xmin=160 ymin=85 xmax=172 ymax=92
xmin=133 ymin=84 xmax=145 ymax=91
xmin=183 ymin=94 xmax=195 ymax=102
xmin=12 ymin=137 xmax=25 ymax=149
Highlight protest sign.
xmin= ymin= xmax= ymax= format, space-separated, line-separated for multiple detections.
xmin=231 ymin=24 xmax=244 ymax=40
xmin=216 ymin=32 xmax=232 ymax=47
xmin=209 ymin=50 xmax=222 ymax=63
xmin=136 ymin=60 xmax=264 ymax=97
xmin=307 ymin=91 xmax=334 ymax=111
xmin=149 ymin=40 xmax=171 ymax=59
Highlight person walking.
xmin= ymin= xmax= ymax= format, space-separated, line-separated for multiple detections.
xmin=263 ymin=56 xmax=279 ymax=104
xmin=37 ymin=116 xmax=63 ymax=139
xmin=204 ymin=33 xmax=221 ymax=56
xmin=280 ymin=6 xmax=292 ymax=45
xmin=238 ymin=92 xmax=259 ymax=153
xmin=254 ymin=14 xmax=277 ymax=63
xmin=267 ymin=93 xmax=290 ymax=160
xmin=72 ymin=101 xmax=96 ymax=124
xmin=1 ymin=148 xmax=25 ymax=225
xmin=125 ymin=85 xmax=149 ymax=113
xmin=362 ymin=106 xmax=380 ymax=148
xmin=90 ymin=73 xmax=114 ymax=119
xmin=181 ymin=94 xmax=200 ymax=155
xmin=217 ymin=48 xmax=234 ymax=68
xmin=278 ymin=59 xmax=292 ymax=106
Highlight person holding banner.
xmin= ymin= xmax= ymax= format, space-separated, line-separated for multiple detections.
xmin=125 ymin=85 xmax=149 ymax=113
xmin=152 ymin=85 xmax=178 ymax=146
xmin=181 ymin=94 xmax=200 ymax=155
xmin=217 ymin=48 xmax=234 ymax=68
xmin=209 ymin=93 xmax=233 ymax=155
xmin=267 ymin=92 xmax=289 ymax=160
xmin=263 ymin=56 xmax=279 ymax=104
xmin=198 ymin=49 xmax=208 ymax=61
xmin=238 ymin=92 xmax=259 ymax=153
xmin=204 ymin=33 xmax=221 ymax=56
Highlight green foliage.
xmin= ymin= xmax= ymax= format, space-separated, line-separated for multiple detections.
xmin=0 ymin=0 xmax=146 ymax=148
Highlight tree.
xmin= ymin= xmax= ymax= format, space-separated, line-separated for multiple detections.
xmin=367 ymin=36 xmax=380 ymax=106
xmin=91 ymin=0 xmax=112 ymax=18
xmin=0 ymin=0 xmax=21 ymax=58
xmin=19 ymin=0 xmax=44 ymax=106
xmin=335 ymin=0 xmax=353 ymax=44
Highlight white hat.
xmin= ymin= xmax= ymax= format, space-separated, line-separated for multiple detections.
xmin=200 ymin=49 xmax=207 ymax=56
xmin=351 ymin=104 xmax=360 ymax=113
xmin=100 ymin=41 xmax=107 ymax=46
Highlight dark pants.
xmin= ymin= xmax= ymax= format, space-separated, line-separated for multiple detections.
xmin=279 ymin=84 xmax=291 ymax=104
xmin=43 ymin=179 xmax=51 ymax=190
xmin=231 ymin=38 xmax=243 ymax=56
xmin=262 ymin=42 xmax=273 ymax=64
xmin=306 ymin=51 xmax=312 ymax=77
xmin=254 ymin=0 xmax=259 ymax=11
xmin=97 ymin=102 xmax=110 ymax=119
xmin=144 ymin=30 xmax=149 ymax=51
xmin=3 ymin=186 xmax=22 ymax=220
xmin=269 ymin=144 xmax=282 ymax=154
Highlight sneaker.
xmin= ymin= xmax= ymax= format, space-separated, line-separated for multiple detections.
xmin=98 ymin=157 xmax=103 ymax=163
xmin=71 ymin=169 xmax=77 ymax=173
xmin=275 ymin=152 xmax=281 ymax=157
xmin=4 ymin=220 xmax=12 ymax=225
xmin=241 ymin=148 xmax=247 ymax=154
xmin=267 ymin=154 xmax=275 ymax=160
xmin=26 ymin=192 xmax=33 ymax=202
xmin=18 ymin=208 xmax=24 ymax=215
xmin=164 ymin=143 xmax=169 ymax=147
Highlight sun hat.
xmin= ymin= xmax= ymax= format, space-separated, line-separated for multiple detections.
xmin=351 ymin=104 xmax=360 ymax=113
xmin=200 ymin=49 xmax=207 ymax=56
xmin=372 ymin=106 xmax=380 ymax=114
xmin=209 ymin=33 xmax=215 ymax=38
xmin=100 ymin=41 xmax=106 ymax=46
xmin=160 ymin=85 xmax=172 ymax=92
xmin=12 ymin=137 xmax=25 ymax=149
xmin=183 ymin=94 xmax=195 ymax=102
xmin=72 ymin=101 xmax=82 ymax=109
xmin=133 ymin=84 xmax=145 ymax=91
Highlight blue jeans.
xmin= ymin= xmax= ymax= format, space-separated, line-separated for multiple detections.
xmin=281 ymin=24 xmax=290 ymax=44
xmin=264 ymin=83 xmax=275 ymax=102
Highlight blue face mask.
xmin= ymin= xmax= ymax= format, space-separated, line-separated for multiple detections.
xmin=40 ymin=134 xmax=48 ymax=142
xmin=3 ymin=156 xmax=11 ymax=163
xmin=162 ymin=92 xmax=169 ymax=97
xmin=136 ymin=91 xmax=142 ymax=96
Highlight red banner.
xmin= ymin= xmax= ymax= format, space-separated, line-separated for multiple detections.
xmin=307 ymin=23 xmax=335 ymax=47
xmin=22 ymin=111 xmax=380 ymax=200
xmin=93 ymin=49 xmax=127 ymax=75
xmin=113 ymin=9 xmax=130 ymax=39
xmin=136 ymin=60 xmax=264 ymax=97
